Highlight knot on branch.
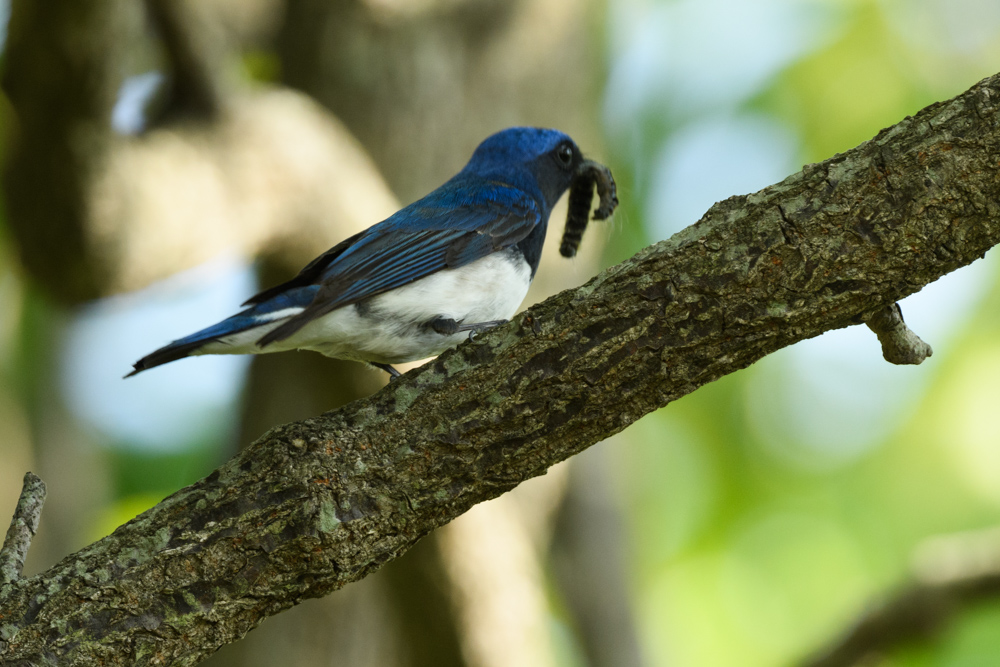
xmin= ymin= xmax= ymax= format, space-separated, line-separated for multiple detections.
xmin=863 ymin=303 xmax=933 ymax=365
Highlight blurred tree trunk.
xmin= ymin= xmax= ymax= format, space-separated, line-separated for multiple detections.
xmin=551 ymin=443 xmax=647 ymax=667
xmin=1 ymin=0 xmax=398 ymax=303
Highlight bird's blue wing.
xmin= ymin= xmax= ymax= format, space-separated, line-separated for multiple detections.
xmin=255 ymin=180 xmax=542 ymax=346
xmin=242 ymin=230 xmax=365 ymax=306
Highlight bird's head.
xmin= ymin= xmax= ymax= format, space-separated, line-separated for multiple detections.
xmin=461 ymin=127 xmax=585 ymax=212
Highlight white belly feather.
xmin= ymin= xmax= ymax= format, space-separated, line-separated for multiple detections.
xmin=201 ymin=250 xmax=532 ymax=365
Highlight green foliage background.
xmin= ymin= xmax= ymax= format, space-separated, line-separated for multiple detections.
xmin=604 ymin=1 xmax=1000 ymax=665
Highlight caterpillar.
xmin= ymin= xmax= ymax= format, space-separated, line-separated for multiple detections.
xmin=560 ymin=160 xmax=618 ymax=258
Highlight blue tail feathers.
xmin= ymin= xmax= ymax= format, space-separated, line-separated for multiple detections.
xmin=125 ymin=314 xmax=256 ymax=377
xmin=125 ymin=286 xmax=317 ymax=377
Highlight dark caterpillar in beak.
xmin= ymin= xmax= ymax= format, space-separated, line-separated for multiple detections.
xmin=560 ymin=159 xmax=619 ymax=258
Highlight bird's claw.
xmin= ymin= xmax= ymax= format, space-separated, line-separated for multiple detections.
xmin=464 ymin=319 xmax=508 ymax=341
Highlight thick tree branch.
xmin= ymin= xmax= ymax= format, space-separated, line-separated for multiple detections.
xmin=2 ymin=72 xmax=1000 ymax=666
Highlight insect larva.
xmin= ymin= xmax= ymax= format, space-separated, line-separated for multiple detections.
xmin=560 ymin=160 xmax=619 ymax=258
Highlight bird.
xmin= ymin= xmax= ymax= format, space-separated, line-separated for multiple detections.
xmin=127 ymin=127 xmax=598 ymax=379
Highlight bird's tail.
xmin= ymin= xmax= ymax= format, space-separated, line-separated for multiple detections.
xmin=125 ymin=287 xmax=316 ymax=377
xmin=125 ymin=317 xmax=252 ymax=377
xmin=126 ymin=341 xmax=211 ymax=377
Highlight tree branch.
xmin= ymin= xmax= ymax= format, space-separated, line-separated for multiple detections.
xmin=863 ymin=303 xmax=933 ymax=364
xmin=803 ymin=526 xmax=1000 ymax=667
xmin=2 ymin=71 xmax=1000 ymax=667
xmin=0 ymin=473 xmax=46 ymax=587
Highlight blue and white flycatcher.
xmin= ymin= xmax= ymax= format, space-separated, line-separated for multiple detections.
xmin=128 ymin=127 xmax=616 ymax=378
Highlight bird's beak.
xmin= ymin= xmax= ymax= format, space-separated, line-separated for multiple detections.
xmin=560 ymin=159 xmax=619 ymax=258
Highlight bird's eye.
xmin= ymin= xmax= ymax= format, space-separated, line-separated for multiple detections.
xmin=556 ymin=143 xmax=574 ymax=168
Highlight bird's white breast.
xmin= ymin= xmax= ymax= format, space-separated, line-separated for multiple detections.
xmin=279 ymin=249 xmax=532 ymax=364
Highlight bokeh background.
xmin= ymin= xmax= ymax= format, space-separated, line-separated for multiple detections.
xmin=2 ymin=0 xmax=1000 ymax=666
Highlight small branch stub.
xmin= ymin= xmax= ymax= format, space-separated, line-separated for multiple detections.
xmin=0 ymin=472 xmax=47 ymax=586
xmin=864 ymin=303 xmax=933 ymax=365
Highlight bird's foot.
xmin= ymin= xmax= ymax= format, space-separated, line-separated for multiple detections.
xmin=371 ymin=362 xmax=402 ymax=380
xmin=461 ymin=319 xmax=508 ymax=340
xmin=429 ymin=317 xmax=508 ymax=340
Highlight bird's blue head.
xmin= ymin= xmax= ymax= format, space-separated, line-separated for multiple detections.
xmin=460 ymin=127 xmax=585 ymax=211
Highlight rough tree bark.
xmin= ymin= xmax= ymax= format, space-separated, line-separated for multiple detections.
xmin=2 ymin=69 xmax=999 ymax=667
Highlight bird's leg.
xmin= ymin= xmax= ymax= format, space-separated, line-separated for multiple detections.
xmin=371 ymin=362 xmax=402 ymax=380
xmin=428 ymin=317 xmax=461 ymax=335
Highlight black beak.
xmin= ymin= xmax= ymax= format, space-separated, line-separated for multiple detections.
xmin=560 ymin=159 xmax=619 ymax=258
